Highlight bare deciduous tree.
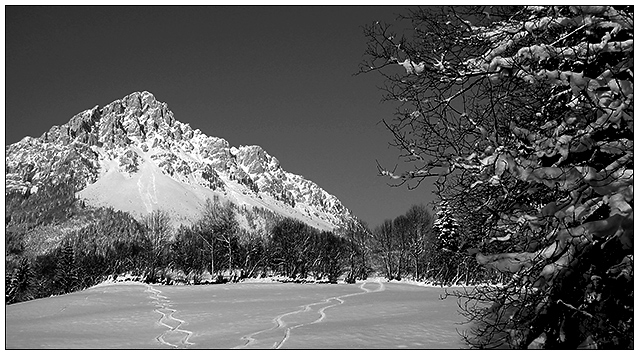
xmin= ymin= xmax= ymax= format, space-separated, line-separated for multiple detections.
xmin=199 ymin=197 xmax=238 ymax=280
xmin=142 ymin=210 xmax=172 ymax=282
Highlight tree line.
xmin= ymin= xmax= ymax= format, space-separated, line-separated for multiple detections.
xmin=6 ymin=176 xmax=473 ymax=305
xmin=168 ymin=196 xmax=363 ymax=284
xmin=368 ymin=202 xmax=501 ymax=286
xmin=5 ymin=180 xmax=369 ymax=304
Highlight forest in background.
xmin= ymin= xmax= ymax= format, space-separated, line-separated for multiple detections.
xmin=6 ymin=175 xmax=471 ymax=306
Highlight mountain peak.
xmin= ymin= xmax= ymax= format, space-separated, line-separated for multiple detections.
xmin=6 ymin=91 xmax=356 ymax=230
xmin=35 ymin=90 xmax=179 ymax=148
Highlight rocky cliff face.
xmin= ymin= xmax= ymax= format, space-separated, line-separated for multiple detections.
xmin=5 ymin=91 xmax=355 ymax=230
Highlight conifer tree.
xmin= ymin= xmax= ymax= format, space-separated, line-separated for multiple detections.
xmin=433 ymin=200 xmax=460 ymax=253
xmin=54 ymin=241 xmax=79 ymax=294
xmin=6 ymin=258 xmax=34 ymax=304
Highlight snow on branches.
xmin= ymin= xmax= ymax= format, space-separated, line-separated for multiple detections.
xmin=452 ymin=6 xmax=634 ymax=283
xmin=433 ymin=200 xmax=460 ymax=252
xmin=363 ymin=6 xmax=633 ymax=347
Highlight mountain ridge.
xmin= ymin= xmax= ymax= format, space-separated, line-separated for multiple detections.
xmin=5 ymin=91 xmax=356 ymax=230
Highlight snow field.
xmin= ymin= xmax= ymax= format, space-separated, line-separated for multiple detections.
xmin=5 ymin=280 xmax=468 ymax=349
xmin=5 ymin=283 xmax=160 ymax=349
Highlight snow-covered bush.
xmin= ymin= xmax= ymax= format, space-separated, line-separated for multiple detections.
xmin=362 ymin=5 xmax=632 ymax=349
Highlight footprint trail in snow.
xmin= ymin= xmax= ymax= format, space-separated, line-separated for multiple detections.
xmin=234 ymin=278 xmax=385 ymax=349
xmin=145 ymin=285 xmax=195 ymax=348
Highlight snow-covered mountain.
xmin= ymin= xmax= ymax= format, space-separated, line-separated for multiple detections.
xmin=5 ymin=91 xmax=356 ymax=231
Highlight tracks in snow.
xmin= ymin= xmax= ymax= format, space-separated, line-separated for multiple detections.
xmin=234 ymin=278 xmax=386 ymax=349
xmin=145 ymin=285 xmax=194 ymax=349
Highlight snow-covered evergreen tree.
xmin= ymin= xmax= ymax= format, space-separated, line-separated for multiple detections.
xmin=433 ymin=200 xmax=459 ymax=252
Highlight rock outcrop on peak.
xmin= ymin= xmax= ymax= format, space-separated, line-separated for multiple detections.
xmin=6 ymin=91 xmax=356 ymax=230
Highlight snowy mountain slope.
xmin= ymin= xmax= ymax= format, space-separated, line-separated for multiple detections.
xmin=5 ymin=91 xmax=356 ymax=230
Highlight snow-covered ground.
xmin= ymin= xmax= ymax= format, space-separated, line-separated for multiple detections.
xmin=5 ymin=279 xmax=468 ymax=349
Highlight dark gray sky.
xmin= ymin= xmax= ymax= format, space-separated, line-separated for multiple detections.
xmin=5 ymin=5 xmax=437 ymax=227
